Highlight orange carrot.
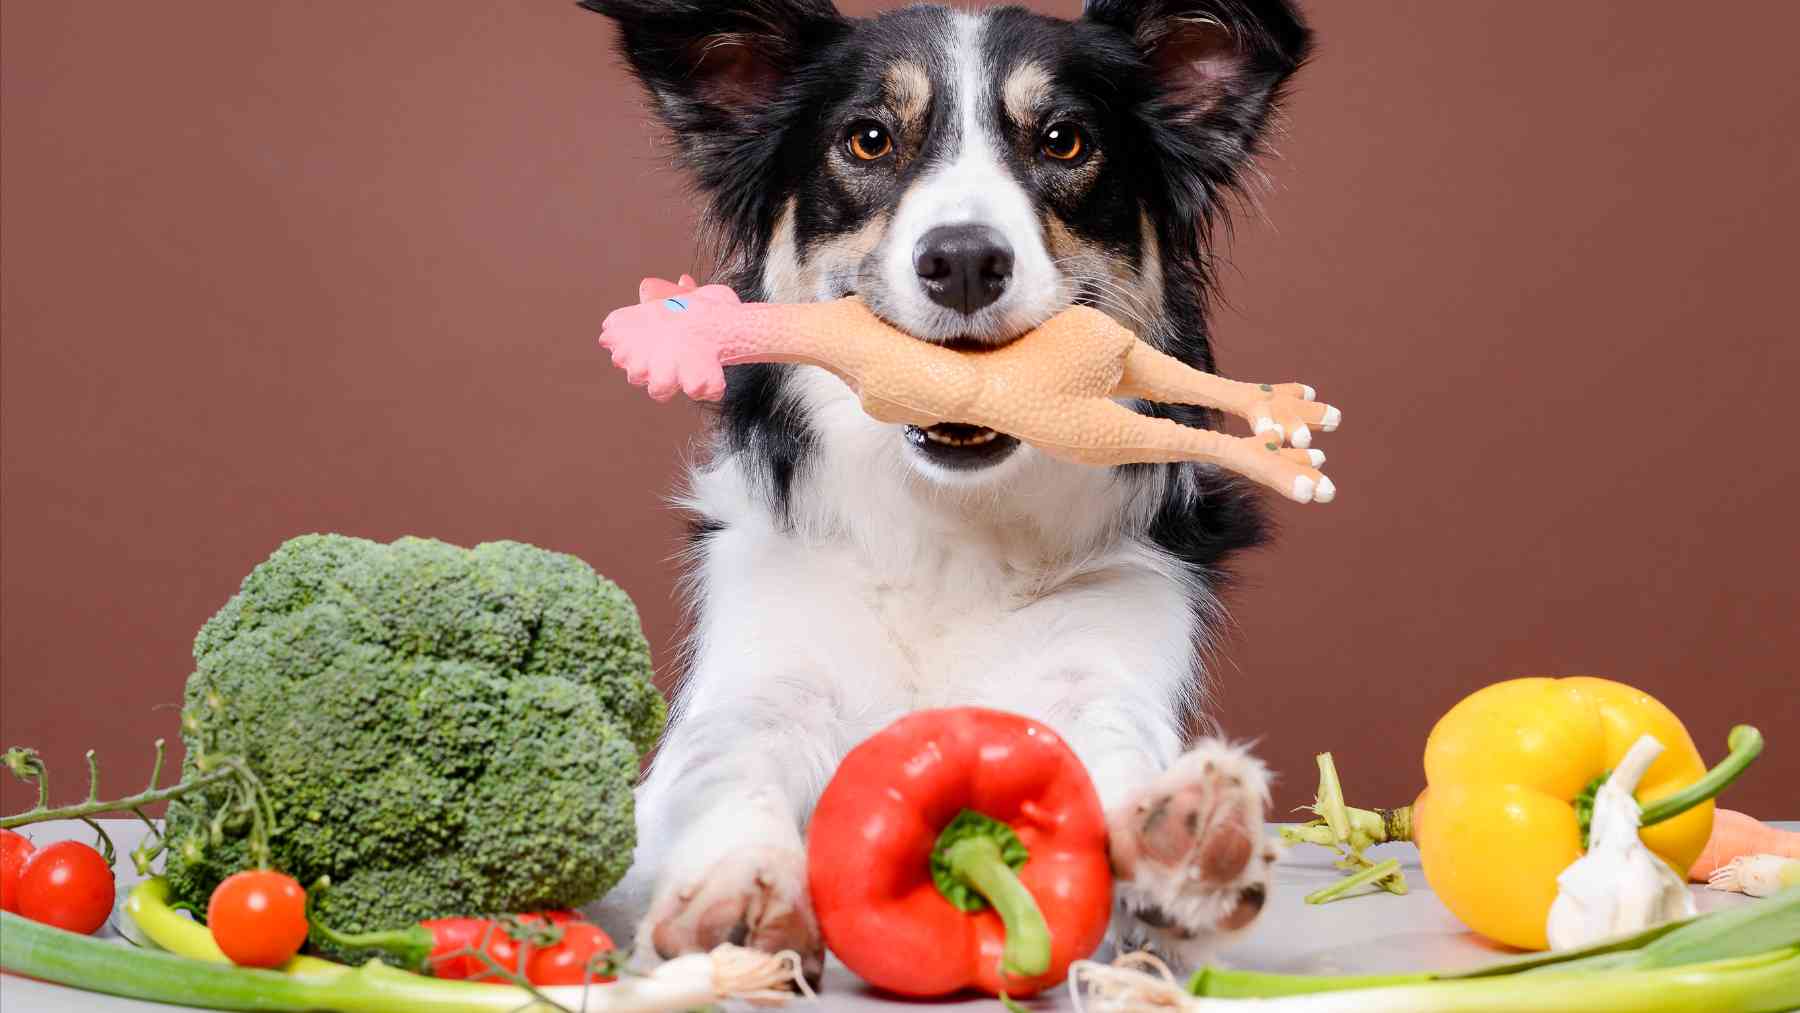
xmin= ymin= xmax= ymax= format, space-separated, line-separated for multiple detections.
xmin=1687 ymin=808 xmax=1800 ymax=881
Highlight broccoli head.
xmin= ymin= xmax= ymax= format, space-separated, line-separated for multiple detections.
xmin=163 ymin=534 xmax=664 ymax=959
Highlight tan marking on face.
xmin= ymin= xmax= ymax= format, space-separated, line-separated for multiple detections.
xmin=884 ymin=61 xmax=931 ymax=134
xmin=1041 ymin=213 xmax=1165 ymax=334
xmin=810 ymin=214 xmax=890 ymax=297
xmin=762 ymin=199 xmax=811 ymax=302
xmin=763 ymin=199 xmax=892 ymax=303
xmin=1044 ymin=216 xmax=1085 ymax=262
xmin=1136 ymin=211 xmax=1166 ymax=323
xmin=1002 ymin=61 xmax=1053 ymax=126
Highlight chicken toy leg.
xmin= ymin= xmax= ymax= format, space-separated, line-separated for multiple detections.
xmin=599 ymin=276 xmax=1343 ymax=503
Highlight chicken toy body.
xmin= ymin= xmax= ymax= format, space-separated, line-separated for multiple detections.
xmin=600 ymin=276 xmax=1343 ymax=503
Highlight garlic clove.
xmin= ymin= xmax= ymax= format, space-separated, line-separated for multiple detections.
xmin=1546 ymin=734 xmax=1697 ymax=951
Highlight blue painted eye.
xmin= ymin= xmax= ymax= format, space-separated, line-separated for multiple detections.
xmin=663 ymin=296 xmax=689 ymax=312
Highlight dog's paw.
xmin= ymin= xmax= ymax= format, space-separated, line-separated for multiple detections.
xmin=637 ymin=845 xmax=823 ymax=981
xmin=1107 ymin=740 xmax=1278 ymax=969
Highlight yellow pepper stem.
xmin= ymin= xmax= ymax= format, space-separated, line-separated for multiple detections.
xmin=1640 ymin=724 xmax=1762 ymax=827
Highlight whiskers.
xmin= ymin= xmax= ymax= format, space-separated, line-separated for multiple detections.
xmin=1049 ymin=255 xmax=1160 ymax=337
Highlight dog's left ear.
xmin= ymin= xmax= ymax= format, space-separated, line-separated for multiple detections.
xmin=1084 ymin=0 xmax=1312 ymax=134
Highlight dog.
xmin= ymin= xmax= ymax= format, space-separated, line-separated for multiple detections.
xmin=582 ymin=0 xmax=1315 ymax=978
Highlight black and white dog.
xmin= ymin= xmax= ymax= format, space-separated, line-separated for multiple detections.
xmin=584 ymin=0 xmax=1315 ymax=975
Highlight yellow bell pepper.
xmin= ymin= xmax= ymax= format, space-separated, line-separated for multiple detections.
xmin=1414 ymin=677 xmax=1713 ymax=950
xmin=1286 ymin=676 xmax=1763 ymax=951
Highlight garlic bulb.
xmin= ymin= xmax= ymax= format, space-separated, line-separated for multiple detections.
xmin=1546 ymin=733 xmax=1697 ymax=950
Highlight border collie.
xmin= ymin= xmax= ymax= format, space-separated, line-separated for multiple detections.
xmin=583 ymin=0 xmax=1314 ymax=977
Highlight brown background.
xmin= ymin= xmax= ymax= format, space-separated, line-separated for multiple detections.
xmin=3 ymin=1 xmax=1795 ymax=821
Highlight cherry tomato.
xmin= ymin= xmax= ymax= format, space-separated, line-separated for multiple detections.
xmin=1 ymin=828 xmax=36 ymax=914
xmin=17 ymin=839 xmax=114 ymax=934
xmin=207 ymin=870 xmax=309 ymax=968
xmin=525 ymin=922 xmax=617 ymax=985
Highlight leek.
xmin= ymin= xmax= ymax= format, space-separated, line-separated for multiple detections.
xmin=1071 ymin=888 xmax=1800 ymax=1012
xmin=1075 ymin=950 xmax=1800 ymax=1012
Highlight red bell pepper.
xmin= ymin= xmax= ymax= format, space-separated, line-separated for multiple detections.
xmin=806 ymin=707 xmax=1113 ymax=998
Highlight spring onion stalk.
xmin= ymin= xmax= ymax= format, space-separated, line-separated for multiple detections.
xmin=1710 ymin=856 xmax=1800 ymax=897
xmin=1073 ymin=949 xmax=1800 ymax=1013
xmin=3 ymin=910 xmax=809 ymax=1013
xmin=1173 ymin=887 xmax=1800 ymax=1000
xmin=1188 ymin=965 xmax=1430 ymax=997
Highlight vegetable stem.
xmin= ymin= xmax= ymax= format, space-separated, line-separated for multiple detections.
xmin=3 ymin=747 xmax=50 ymax=809
xmin=308 ymin=919 xmax=439 ymax=972
xmin=1314 ymin=752 xmax=1350 ymax=842
xmin=2 ymin=745 xmax=274 ymax=870
xmin=941 ymin=834 xmax=1053 ymax=978
xmin=84 ymin=749 xmax=101 ymax=802
xmin=1282 ymin=753 xmax=1411 ymax=900
xmin=1639 ymin=725 xmax=1762 ymax=828
xmin=1305 ymin=859 xmax=1402 ymax=905
xmin=2 ymin=760 xmax=237 ymax=827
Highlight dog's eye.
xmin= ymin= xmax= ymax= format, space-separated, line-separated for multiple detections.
xmin=1040 ymin=122 xmax=1086 ymax=162
xmin=845 ymin=120 xmax=893 ymax=161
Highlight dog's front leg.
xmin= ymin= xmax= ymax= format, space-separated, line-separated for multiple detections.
xmin=595 ymin=697 xmax=833 ymax=979
xmin=1019 ymin=667 xmax=1278 ymax=970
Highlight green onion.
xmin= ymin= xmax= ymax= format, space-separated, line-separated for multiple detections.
xmin=2 ymin=911 xmax=556 ymax=1012
xmin=1079 ymin=949 xmax=1800 ymax=1012
xmin=2 ymin=908 xmax=807 ymax=1012
xmin=1122 ymin=888 xmax=1800 ymax=1012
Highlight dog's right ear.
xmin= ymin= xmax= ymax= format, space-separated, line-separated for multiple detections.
xmin=581 ymin=0 xmax=846 ymax=136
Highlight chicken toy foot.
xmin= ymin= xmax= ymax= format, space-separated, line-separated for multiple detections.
xmin=599 ymin=276 xmax=1343 ymax=504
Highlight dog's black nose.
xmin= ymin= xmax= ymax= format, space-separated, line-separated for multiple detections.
xmin=913 ymin=224 xmax=1013 ymax=315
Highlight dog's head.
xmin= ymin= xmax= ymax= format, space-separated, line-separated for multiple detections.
xmin=589 ymin=0 xmax=1310 ymax=486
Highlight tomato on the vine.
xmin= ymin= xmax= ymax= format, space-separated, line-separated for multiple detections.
xmin=525 ymin=922 xmax=617 ymax=985
xmin=1 ymin=828 xmax=36 ymax=914
xmin=17 ymin=839 xmax=115 ymax=934
xmin=207 ymin=870 xmax=309 ymax=968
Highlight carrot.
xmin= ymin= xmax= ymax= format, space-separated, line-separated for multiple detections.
xmin=1687 ymin=808 xmax=1800 ymax=881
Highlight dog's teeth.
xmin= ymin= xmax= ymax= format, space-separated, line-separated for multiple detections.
xmin=922 ymin=427 xmax=997 ymax=448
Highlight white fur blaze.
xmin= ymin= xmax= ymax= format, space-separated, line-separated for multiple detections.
xmin=874 ymin=12 xmax=1061 ymax=344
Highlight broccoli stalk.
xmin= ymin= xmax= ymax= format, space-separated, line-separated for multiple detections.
xmin=161 ymin=534 xmax=664 ymax=962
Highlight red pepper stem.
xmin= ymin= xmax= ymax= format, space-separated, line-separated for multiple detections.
xmin=1639 ymin=724 xmax=1763 ymax=828
xmin=307 ymin=918 xmax=438 ymax=972
xmin=941 ymin=834 xmax=1052 ymax=979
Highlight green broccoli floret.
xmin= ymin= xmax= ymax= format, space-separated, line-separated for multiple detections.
xmin=162 ymin=534 xmax=664 ymax=961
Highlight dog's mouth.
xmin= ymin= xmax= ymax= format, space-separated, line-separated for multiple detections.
xmin=903 ymin=422 xmax=1021 ymax=470
xmin=836 ymin=291 xmax=1025 ymax=470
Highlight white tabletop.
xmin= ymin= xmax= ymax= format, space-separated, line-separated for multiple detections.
xmin=1 ymin=819 xmax=1773 ymax=1012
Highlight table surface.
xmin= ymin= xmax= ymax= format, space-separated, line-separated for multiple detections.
xmin=2 ymin=819 xmax=1780 ymax=1012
